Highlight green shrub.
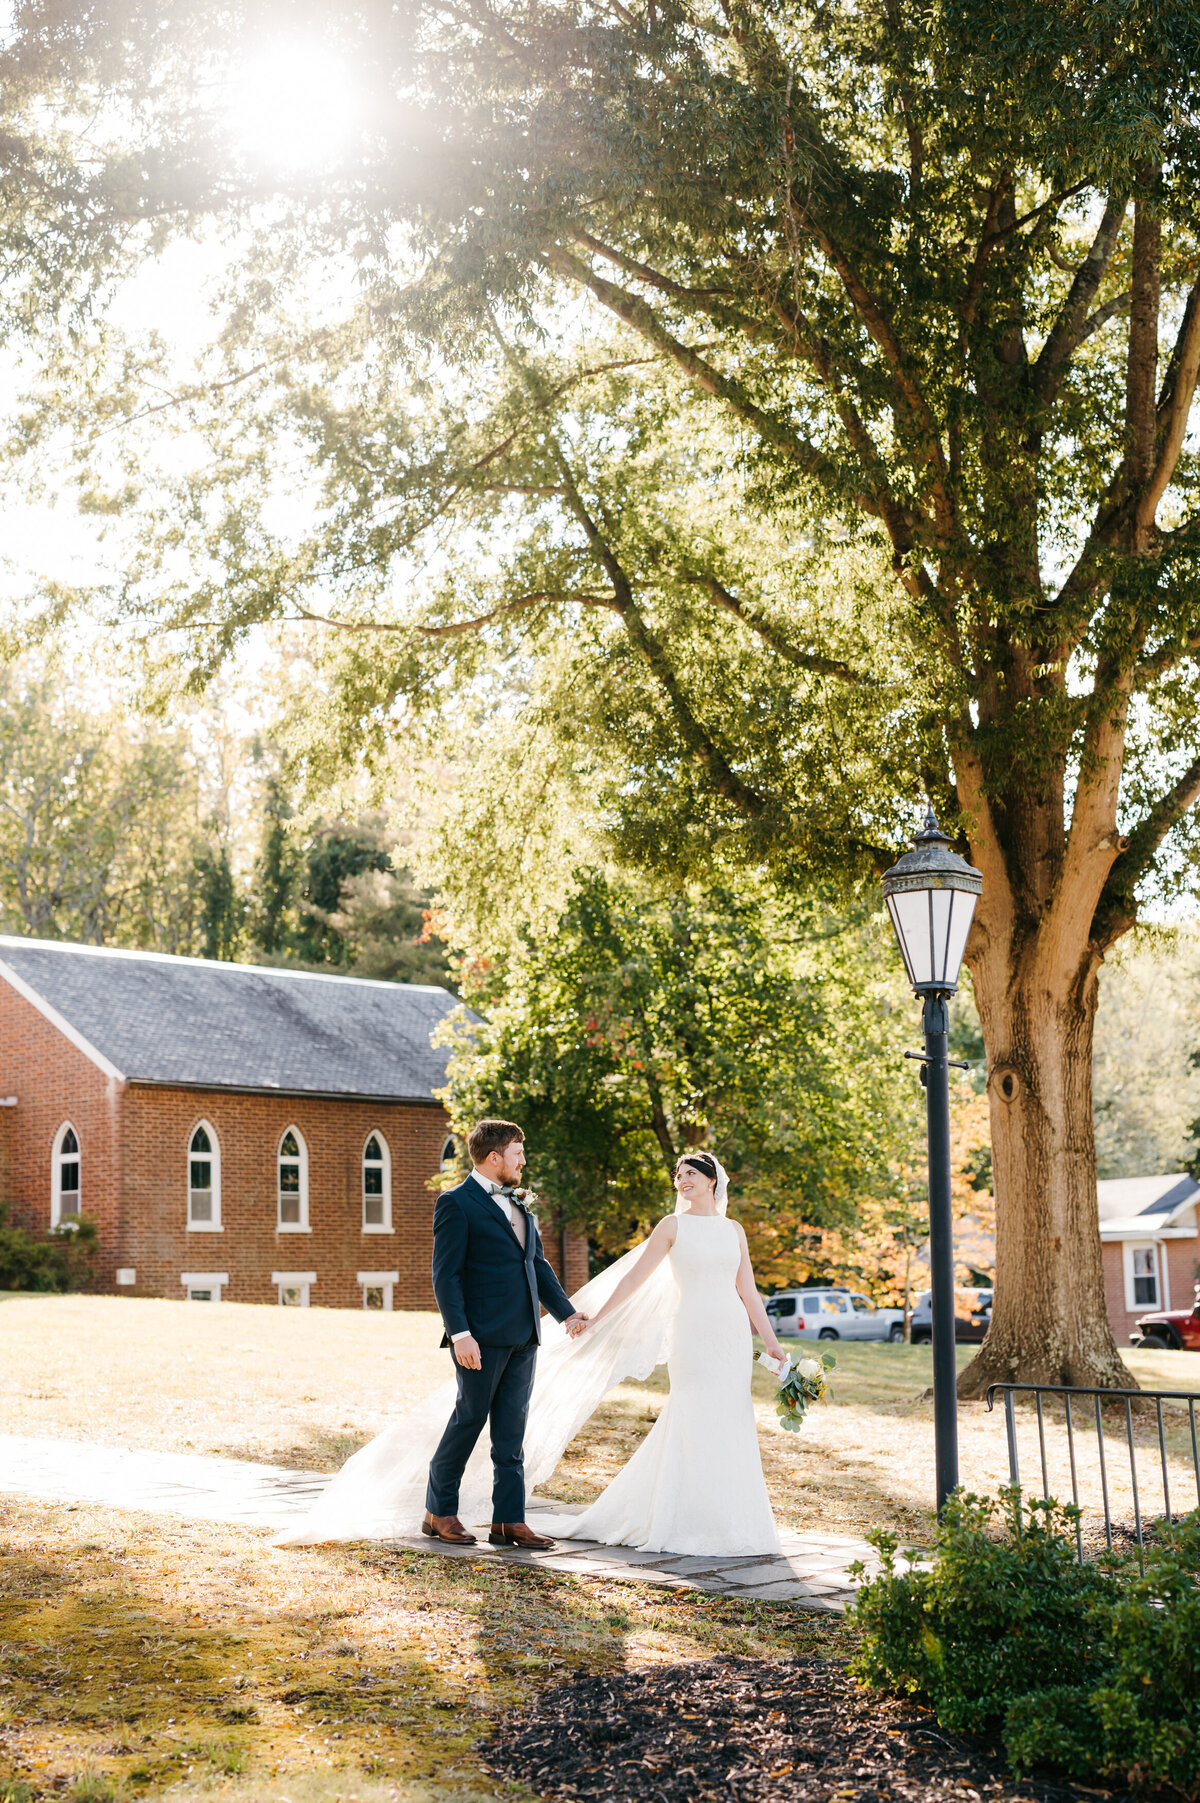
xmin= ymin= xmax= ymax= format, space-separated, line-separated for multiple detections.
xmin=1005 ymin=1509 xmax=1200 ymax=1796
xmin=850 ymin=1489 xmax=1200 ymax=1797
xmin=0 ymin=1201 xmax=98 ymax=1291
xmin=850 ymin=1489 xmax=1118 ymax=1734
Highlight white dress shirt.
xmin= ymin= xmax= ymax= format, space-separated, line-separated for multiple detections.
xmin=450 ymin=1172 xmax=525 ymax=1342
xmin=475 ymin=1173 xmax=523 ymax=1236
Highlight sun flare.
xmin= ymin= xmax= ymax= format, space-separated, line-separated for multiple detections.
xmin=228 ymin=39 xmax=359 ymax=172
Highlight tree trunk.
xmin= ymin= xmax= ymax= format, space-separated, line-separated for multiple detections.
xmin=958 ymin=934 xmax=1128 ymax=1396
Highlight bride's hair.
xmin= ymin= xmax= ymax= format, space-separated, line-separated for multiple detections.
xmin=675 ymin=1152 xmax=717 ymax=1185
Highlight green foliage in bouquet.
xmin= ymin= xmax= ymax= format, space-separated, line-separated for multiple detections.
xmin=774 ymin=1353 xmax=835 ymax=1433
xmin=849 ymin=1488 xmax=1200 ymax=1796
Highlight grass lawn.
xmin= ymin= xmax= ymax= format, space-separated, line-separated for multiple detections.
xmin=5 ymin=1294 xmax=1196 ymax=1538
xmin=0 ymin=1489 xmax=838 ymax=1803
xmin=3 ymin=1294 xmax=1199 ymax=1802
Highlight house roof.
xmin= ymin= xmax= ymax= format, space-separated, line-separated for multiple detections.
xmin=1096 ymin=1173 xmax=1200 ymax=1239
xmin=0 ymin=937 xmax=464 ymax=1104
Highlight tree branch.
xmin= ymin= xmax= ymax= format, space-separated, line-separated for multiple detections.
xmin=544 ymin=452 xmax=769 ymax=817
xmin=1032 ymin=194 xmax=1127 ymax=403
xmin=544 ymin=244 xmax=833 ymax=479
xmin=1124 ymin=183 xmax=1162 ymax=540
xmin=569 ymin=229 xmax=738 ymax=306
xmin=959 ymin=175 xmax=1010 ymax=340
xmin=794 ymin=206 xmax=954 ymax=537
xmin=374 ymin=351 xmax=667 ymax=556
xmin=287 ymin=592 xmax=621 ymax=636
xmin=1097 ymin=750 xmax=1200 ymax=936
xmin=1135 ymin=271 xmax=1200 ymax=538
xmin=770 ymin=296 xmax=917 ymax=535
xmin=1135 ymin=624 xmax=1200 ymax=685
xmin=679 ymin=571 xmax=869 ymax=682
xmin=1076 ymin=287 xmax=1132 ymax=345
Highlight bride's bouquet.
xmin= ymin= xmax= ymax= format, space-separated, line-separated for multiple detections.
xmin=772 ymin=1352 xmax=835 ymax=1432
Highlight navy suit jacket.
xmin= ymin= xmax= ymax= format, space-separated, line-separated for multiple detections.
xmin=431 ymin=1172 xmax=575 ymax=1348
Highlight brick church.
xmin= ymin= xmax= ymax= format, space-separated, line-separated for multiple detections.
xmin=0 ymin=938 xmax=588 ymax=1309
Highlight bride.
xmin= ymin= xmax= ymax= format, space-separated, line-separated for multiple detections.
xmin=276 ymin=1150 xmax=790 ymax=1558
xmin=538 ymin=1151 xmax=786 ymax=1555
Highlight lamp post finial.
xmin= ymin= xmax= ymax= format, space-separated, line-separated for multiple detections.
xmin=917 ymin=803 xmax=950 ymax=846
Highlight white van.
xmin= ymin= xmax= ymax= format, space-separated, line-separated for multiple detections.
xmin=765 ymin=1287 xmax=905 ymax=1341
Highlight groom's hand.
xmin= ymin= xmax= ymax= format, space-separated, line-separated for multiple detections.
xmin=565 ymin=1313 xmax=589 ymax=1338
xmin=453 ymin=1334 xmax=482 ymax=1370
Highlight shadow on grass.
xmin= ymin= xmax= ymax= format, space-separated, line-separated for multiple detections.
xmin=0 ymin=1539 xmax=497 ymax=1801
xmin=0 ymin=1508 xmax=841 ymax=1803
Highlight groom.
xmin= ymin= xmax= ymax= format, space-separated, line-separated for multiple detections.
xmin=424 ymin=1118 xmax=588 ymax=1549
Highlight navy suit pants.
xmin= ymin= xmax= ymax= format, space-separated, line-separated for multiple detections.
xmin=425 ymin=1339 xmax=539 ymax=1523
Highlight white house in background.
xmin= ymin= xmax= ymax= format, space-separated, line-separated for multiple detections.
xmin=1098 ymin=1173 xmax=1200 ymax=1338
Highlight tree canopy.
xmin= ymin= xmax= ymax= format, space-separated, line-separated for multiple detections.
xmin=438 ymin=866 xmax=925 ymax=1258
xmin=7 ymin=0 xmax=1200 ymax=1382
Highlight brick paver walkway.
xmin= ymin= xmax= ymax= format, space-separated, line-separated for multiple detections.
xmin=0 ymin=1434 xmax=875 ymax=1610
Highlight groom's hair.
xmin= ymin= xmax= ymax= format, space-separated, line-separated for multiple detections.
xmin=467 ymin=1118 xmax=525 ymax=1163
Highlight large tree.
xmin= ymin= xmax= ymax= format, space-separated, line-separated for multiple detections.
xmin=9 ymin=0 xmax=1200 ymax=1390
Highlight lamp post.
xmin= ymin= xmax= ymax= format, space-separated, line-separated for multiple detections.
xmin=882 ymin=806 xmax=982 ymax=1514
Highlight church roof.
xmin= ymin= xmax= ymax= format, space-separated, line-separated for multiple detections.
xmin=0 ymin=937 xmax=462 ymax=1103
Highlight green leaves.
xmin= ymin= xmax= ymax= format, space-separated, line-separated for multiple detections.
xmin=852 ymin=1489 xmax=1200 ymax=1795
xmin=436 ymin=866 xmax=921 ymax=1252
xmin=773 ymin=1350 xmax=835 ymax=1432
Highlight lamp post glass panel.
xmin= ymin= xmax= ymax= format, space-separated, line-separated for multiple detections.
xmin=882 ymin=807 xmax=982 ymax=1513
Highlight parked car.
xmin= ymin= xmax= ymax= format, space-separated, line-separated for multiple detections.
xmin=909 ymin=1286 xmax=993 ymax=1344
xmin=765 ymin=1287 xmax=906 ymax=1341
xmin=1130 ymin=1302 xmax=1200 ymax=1350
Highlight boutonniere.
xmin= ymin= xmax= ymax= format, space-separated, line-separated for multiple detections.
xmin=513 ymin=1187 xmax=539 ymax=1228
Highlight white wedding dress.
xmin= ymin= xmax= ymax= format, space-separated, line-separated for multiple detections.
xmin=539 ymin=1212 xmax=780 ymax=1556
xmin=276 ymin=1186 xmax=779 ymax=1558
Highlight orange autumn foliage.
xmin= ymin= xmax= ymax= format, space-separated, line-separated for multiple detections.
xmin=734 ymin=1089 xmax=993 ymax=1305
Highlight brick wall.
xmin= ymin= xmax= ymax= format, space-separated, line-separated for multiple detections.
xmin=0 ymin=978 xmax=589 ymax=1310
xmin=121 ymin=1086 xmax=451 ymax=1308
xmin=0 ymin=982 xmax=124 ymax=1287
xmin=120 ymin=1090 xmax=588 ymax=1309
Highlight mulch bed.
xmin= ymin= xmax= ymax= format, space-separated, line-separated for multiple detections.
xmin=482 ymin=1656 xmax=1134 ymax=1802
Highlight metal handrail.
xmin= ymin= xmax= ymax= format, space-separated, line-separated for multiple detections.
xmin=985 ymin=1380 xmax=1200 ymax=1568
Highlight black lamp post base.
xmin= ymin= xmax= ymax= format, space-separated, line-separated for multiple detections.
xmin=923 ymin=991 xmax=959 ymax=1513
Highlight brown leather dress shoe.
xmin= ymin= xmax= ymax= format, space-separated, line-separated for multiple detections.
xmin=422 ymin=1511 xmax=477 ymax=1545
xmin=488 ymin=1521 xmax=556 ymax=1550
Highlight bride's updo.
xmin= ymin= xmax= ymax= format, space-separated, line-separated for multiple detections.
xmin=675 ymin=1152 xmax=717 ymax=1187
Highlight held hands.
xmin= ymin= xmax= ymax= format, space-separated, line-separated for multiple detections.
xmin=455 ymin=1318 xmax=588 ymax=1363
